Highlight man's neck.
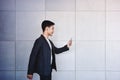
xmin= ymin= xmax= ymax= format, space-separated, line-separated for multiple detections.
xmin=42 ymin=32 xmax=49 ymax=39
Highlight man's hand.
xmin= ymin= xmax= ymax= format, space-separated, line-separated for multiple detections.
xmin=67 ymin=38 xmax=72 ymax=48
xmin=27 ymin=74 xmax=33 ymax=80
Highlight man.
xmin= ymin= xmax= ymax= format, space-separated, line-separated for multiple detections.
xmin=27 ymin=20 xmax=72 ymax=80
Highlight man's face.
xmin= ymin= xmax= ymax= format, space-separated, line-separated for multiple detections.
xmin=47 ymin=25 xmax=54 ymax=36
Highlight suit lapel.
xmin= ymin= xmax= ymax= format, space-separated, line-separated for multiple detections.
xmin=41 ymin=35 xmax=51 ymax=50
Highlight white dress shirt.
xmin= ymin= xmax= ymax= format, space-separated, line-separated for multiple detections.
xmin=45 ymin=37 xmax=53 ymax=64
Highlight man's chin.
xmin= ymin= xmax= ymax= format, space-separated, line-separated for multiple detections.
xmin=49 ymin=34 xmax=53 ymax=36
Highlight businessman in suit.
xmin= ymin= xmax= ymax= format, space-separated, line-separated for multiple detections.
xmin=27 ymin=20 xmax=72 ymax=80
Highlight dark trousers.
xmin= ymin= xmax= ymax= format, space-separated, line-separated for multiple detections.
xmin=39 ymin=65 xmax=52 ymax=80
xmin=40 ymin=73 xmax=52 ymax=80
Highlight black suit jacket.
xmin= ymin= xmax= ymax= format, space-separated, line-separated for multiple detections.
xmin=27 ymin=35 xmax=69 ymax=76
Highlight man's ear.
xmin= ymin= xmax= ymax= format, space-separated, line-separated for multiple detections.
xmin=45 ymin=27 xmax=49 ymax=31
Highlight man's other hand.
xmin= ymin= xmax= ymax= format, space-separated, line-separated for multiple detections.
xmin=27 ymin=74 xmax=33 ymax=80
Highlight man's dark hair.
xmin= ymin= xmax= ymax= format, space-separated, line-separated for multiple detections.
xmin=41 ymin=20 xmax=55 ymax=32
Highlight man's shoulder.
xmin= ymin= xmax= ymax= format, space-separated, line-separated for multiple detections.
xmin=35 ymin=35 xmax=46 ymax=43
xmin=36 ymin=37 xmax=42 ymax=42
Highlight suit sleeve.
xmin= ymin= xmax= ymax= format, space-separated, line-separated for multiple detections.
xmin=50 ymin=41 xmax=69 ymax=54
xmin=54 ymin=45 xmax=69 ymax=54
xmin=27 ymin=39 xmax=41 ymax=75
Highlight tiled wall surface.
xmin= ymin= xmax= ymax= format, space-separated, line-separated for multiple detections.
xmin=0 ymin=0 xmax=120 ymax=80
